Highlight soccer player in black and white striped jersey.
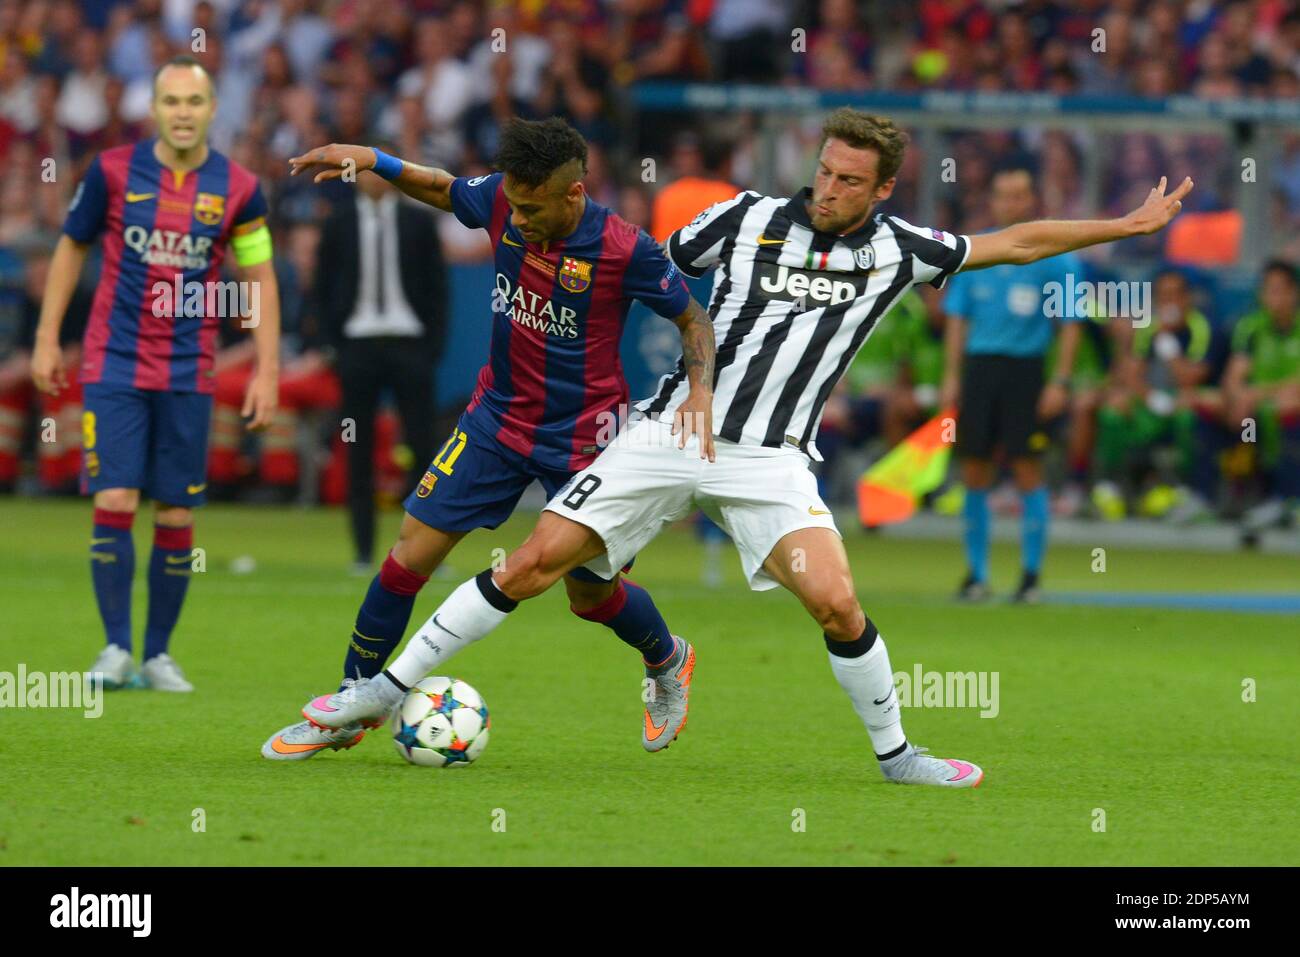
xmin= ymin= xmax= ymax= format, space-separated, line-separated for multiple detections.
xmin=299 ymin=109 xmax=1192 ymax=788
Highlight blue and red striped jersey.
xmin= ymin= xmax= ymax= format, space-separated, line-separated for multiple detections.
xmin=450 ymin=172 xmax=690 ymax=472
xmin=62 ymin=139 xmax=268 ymax=394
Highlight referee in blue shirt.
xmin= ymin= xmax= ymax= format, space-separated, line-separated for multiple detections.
xmin=940 ymin=167 xmax=1082 ymax=603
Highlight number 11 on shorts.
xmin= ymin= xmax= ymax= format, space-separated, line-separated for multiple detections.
xmin=433 ymin=429 xmax=468 ymax=477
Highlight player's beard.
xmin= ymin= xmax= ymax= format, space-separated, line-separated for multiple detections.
xmin=808 ymin=197 xmax=875 ymax=236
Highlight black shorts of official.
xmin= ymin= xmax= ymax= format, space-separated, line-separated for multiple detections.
xmin=955 ymin=354 xmax=1048 ymax=459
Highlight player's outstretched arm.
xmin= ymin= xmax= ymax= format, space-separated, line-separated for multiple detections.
xmin=288 ymin=144 xmax=455 ymax=212
xmin=670 ymin=296 xmax=716 ymax=462
xmin=30 ymin=235 xmax=90 ymax=396
xmin=964 ymin=175 xmax=1194 ymax=270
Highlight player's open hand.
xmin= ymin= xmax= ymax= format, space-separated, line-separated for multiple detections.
xmin=31 ymin=339 xmax=68 ymax=395
xmin=242 ymin=369 xmax=279 ymax=431
xmin=672 ymin=389 xmax=715 ymax=462
xmin=1125 ymin=176 xmax=1194 ymax=236
xmin=288 ymin=144 xmax=377 ymax=184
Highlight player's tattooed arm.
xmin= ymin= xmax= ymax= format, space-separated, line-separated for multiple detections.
xmin=674 ymin=296 xmax=715 ymax=391
xmin=384 ymin=162 xmax=455 ymax=212
xmin=288 ymin=144 xmax=454 ymax=212
xmin=671 ymin=297 xmax=716 ymax=461
xmin=965 ymin=175 xmax=1194 ymax=269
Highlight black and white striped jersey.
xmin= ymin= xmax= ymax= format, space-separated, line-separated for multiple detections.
xmin=639 ymin=188 xmax=970 ymax=460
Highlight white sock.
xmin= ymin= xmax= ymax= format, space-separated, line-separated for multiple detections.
xmin=827 ymin=633 xmax=906 ymax=757
xmin=388 ymin=574 xmax=514 ymax=687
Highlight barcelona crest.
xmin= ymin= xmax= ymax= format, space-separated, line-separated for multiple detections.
xmin=194 ymin=192 xmax=225 ymax=226
xmin=416 ymin=470 xmax=438 ymax=498
xmin=558 ymin=256 xmax=593 ymax=293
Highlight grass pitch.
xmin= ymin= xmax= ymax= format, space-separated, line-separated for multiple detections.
xmin=1 ymin=499 xmax=1296 ymax=866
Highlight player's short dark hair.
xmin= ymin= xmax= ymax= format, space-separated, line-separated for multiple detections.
xmin=991 ymin=159 xmax=1039 ymax=189
xmin=699 ymin=135 xmax=732 ymax=176
xmin=1047 ymin=64 xmax=1079 ymax=88
xmin=152 ymin=55 xmax=213 ymax=98
xmin=819 ymin=109 xmax=908 ymax=184
xmin=1260 ymin=258 xmax=1299 ymax=287
xmin=494 ymin=117 xmax=588 ymax=189
xmin=1152 ymin=266 xmax=1190 ymax=289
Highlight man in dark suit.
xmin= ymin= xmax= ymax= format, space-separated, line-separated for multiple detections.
xmin=317 ymin=167 xmax=446 ymax=569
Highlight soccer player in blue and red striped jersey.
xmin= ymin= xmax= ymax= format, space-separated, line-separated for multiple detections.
xmin=262 ymin=117 xmax=715 ymax=760
xmin=31 ymin=56 xmax=282 ymax=692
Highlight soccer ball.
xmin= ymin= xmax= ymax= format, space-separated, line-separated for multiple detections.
xmin=392 ymin=676 xmax=490 ymax=767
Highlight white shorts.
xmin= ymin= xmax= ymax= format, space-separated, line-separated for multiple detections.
xmin=546 ymin=418 xmax=839 ymax=591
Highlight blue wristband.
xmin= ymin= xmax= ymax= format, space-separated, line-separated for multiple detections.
xmin=371 ymin=149 xmax=403 ymax=180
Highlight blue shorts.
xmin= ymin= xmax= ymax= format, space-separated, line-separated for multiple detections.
xmin=403 ymin=416 xmax=629 ymax=583
xmin=81 ymin=383 xmax=213 ymax=506
xmin=405 ymin=416 xmax=577 ymax=532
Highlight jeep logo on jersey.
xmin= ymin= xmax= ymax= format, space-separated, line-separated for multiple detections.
xmin=123 ymin=226 xmax=214 ymax=270
xmin=494 ymin=274 xmax=580 ymax=338
xmin=194 ymin=192 xmax=225 ymax=226
xmin=757 ymin=263 xmax=866 ymax=306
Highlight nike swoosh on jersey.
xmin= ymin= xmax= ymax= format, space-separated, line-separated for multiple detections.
xmin=186 ymin=483 xmax=206 ymax=494
xmin=808 ymin=506 xmax=831 ymax=515
xmin=501 ymin=234 xmax=523 ymax=248
xmin=126 ymin=192 xmax=156 ymax=202
xmin=756 ymin=234 xmax=788 ymax=246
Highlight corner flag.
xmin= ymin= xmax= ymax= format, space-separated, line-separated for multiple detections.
xmin=856 ymin=408 xmax=955 ymax=528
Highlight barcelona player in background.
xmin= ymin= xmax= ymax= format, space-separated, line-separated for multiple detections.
xmin=30 ymin=56 xmax=281 ymax=692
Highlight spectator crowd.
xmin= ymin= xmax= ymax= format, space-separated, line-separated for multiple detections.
xmin=0 ymin=0 xmax=1297 ymax=530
